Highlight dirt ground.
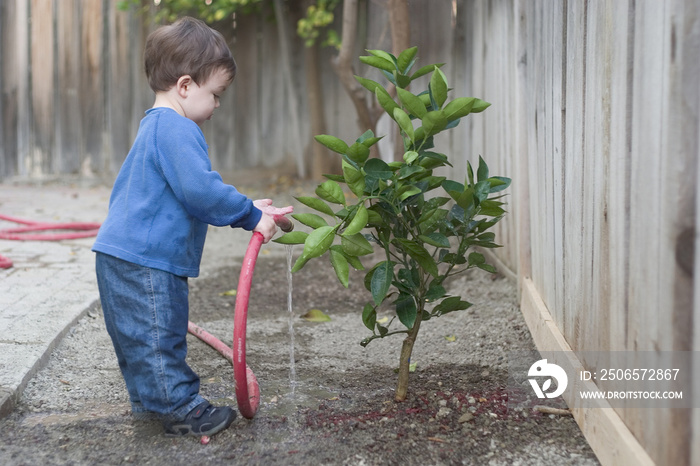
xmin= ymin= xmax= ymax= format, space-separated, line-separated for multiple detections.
xmin=0 ymin=247 xmax=599 ymax=465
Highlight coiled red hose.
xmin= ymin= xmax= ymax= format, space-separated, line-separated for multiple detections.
xmin=188 ymin=209 xmax=293 ymax=419
xmin=186 ymin=233 xmax=263 ymax=419
xmin=0 ymin=214 xmax=101 ymax=269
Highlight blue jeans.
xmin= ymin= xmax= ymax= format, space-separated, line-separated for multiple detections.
xmin=95 ymin=252 xmax=206 ymax=421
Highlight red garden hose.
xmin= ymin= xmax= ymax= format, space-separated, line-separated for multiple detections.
xmin=188 ymin=206 xmax=293 ymax=419
xmin=0 ymin=214 xmax=101 ymax=269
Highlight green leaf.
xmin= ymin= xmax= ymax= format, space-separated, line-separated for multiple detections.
xmin=394 ymin=238 xmax=439 ymax=277
xmin=295 ymin=196 xmax=336 ymax=217
xmin=410 ymin=63 xmax=445 ymax=80
xmin=323 ymin=173 xmax=345 ymax=182
xmin=477 ymin=156 xmax=489 ymax=181
xmin=273 ymin=231 xmax=309 ymax=245
xmin=342 ymin=159 xmax=361 ymax=183
xmin=361 ymin=136 xmax=383 ymax=148
xmin=346 ymin=142 xmax=370 ymax=164
xmin=468 ymin=252 xmax=485 ymax=266
xmin=425 ymin=283 xmax=447 ymax=301
xmin=315 ymin=180 xmax=345 ymax=205
xmin=397 ymin=164 xmax=423 ymax=180
xmin=466 ymin=161 xmax=475 ymax=186
xmin=442 ymin=179 xmax=464 ymax=194
xmin=403 ymin=150 xmax=419 ymax=165
xmin=419 ymin=208 xmax=448 ymax=235
xmin=471 ymin=98 xmax=491 ymax=113
xmin=354 ymin=76 xmax=383 ymax=94
xmin=301 ymin=225 xmax=336 ymax=260
xmin=342 ymin=160 xmax=366 ymax=197
xmin=366 ymin=208 xmax=385 ymax=226
xmin=301 ymin=309 xmax=332 ymax=322
xmin=421 ymin=111 xmax=448 ymax=137
xmin=419 ymin=151 xmax=450 ymax=169
xmin=395 ymin=293 xmax=417 ymax=328
xmin=397 ymin=46 xmax=418 ymax=73
xmin=488 ymin=176 xmax=511 ymax=193
xmin=366 ymin=49 xmax=396 ymax=64
xmin=429 ymin=67 xmax=448 ymax=108
xmin=371 ymin=260 xmax=394 ymax=305
xmin=433 ymin=296 xmax=472 ymax=316
xmin=364 ymin=158 xmax=393 ymax=180
xmin=396 ymin=73 xmax=412 ymax=89
xmin=329 ymin=247 xmax=350 ymax=287
xmin=477 ymin=263 xmax=497 ymax=273
xmin=393 ymin=107 xmax=414 ymax=141
xmin=343 ymin=205 xmax=368 ymax=236
xmin=360 ymin=55 xmax=395 ymax=72
xmin=418 ymin=233 xmax=450 ymax=248
xmin=341 ymin=233 xmax=373 ymax=256
xmin=479 ymin=200 xmax=506 ymax=217
xmin=356 ymin=129 xmax=374 ymax=143
xmin=397 ymin=88 xmax=427 ymax=118
xmin=443 ymin=97 xmax=475 ymax=121
xmin=362 ymin=302 xmax=377 ymax=330
xmin=376 ymin=87 xmax=399 ymax=115
xmin=292 ymin=213 xmax=328 ymax=229
xmin=364 ymin=261 xmax=381 ymax=291
xmin=398 ymin=186 xmax=422 ymax=201
xmin=315 ymin=135 xmax=348 ymax=154
xmin=291 ymin=254 xmax=311 ymax=273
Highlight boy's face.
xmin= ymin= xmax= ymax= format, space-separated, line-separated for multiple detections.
xmin=181 ymin=68 xmax=232 ymax=125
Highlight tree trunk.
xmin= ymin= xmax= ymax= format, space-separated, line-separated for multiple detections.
xmin=395 ymin=308 xmax=423 ymax=402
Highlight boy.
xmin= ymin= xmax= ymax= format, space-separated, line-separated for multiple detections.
xmin=92 ymin=17 xmax=277 ymax=437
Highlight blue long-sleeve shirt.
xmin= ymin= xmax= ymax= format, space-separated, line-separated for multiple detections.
xmin=93 ymin=107 xmax=261 ymax=277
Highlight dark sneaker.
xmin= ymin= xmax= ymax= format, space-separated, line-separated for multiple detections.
xmin=163 ymin=401 xmax=237 ymax=437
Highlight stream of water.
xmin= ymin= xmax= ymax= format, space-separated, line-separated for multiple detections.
xmin=285 ymin=245 xmax=297 ymax=394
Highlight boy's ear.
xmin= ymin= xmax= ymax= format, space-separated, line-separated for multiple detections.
xmin=176 ymin=75 xmax=193 ymax=97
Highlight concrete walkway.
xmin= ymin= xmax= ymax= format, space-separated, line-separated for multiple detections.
xmin=0 ymin=181 xmax=289 ymax=418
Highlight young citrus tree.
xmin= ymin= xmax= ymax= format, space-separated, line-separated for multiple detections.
xmin=275 ymin=47 xmax=511 ymax=401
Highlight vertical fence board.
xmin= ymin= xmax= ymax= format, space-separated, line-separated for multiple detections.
xmin=562 ymin=0 xmax=585 ymax=349
xmin=514 ymin=0 xmax=531 ymax=285
xmin=80 ymin=0 xmax=105 ymax=173
xmin=105 ymin=0 xmax=133 ymax=173
xmin=55 ymin=0 xmax=82 ymax=174
xmin=583 ymin=0 xmax=610 ymax=353
xmin=607 ymin=0 xmax=632 ymax=354
xmin=1 ymin=0 xmax=29 ymax=176
xmin=29 ymin=0 xmax=54 ymax=176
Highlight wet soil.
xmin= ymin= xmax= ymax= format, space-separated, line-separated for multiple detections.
xmin=0 ymin=249 xmax=599 ymax=465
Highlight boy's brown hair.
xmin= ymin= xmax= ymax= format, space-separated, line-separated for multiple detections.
xmin=144 ymin=17 xmax=236 ymax=93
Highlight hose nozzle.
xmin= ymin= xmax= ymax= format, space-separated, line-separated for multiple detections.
xmin=274 ymin=214 xmax=294 ymax=233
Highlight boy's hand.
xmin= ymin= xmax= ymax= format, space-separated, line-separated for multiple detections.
xmin=253 ymin=199 xmax=294 ymax=218
xmin=253 ymin=213 xmax=277 ymax=243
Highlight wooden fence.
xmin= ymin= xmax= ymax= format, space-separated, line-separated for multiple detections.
xmin=2 ymin=0 xmax=698 ymax=464
xmin=453 ymin=1 xmax=699 ymax=465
